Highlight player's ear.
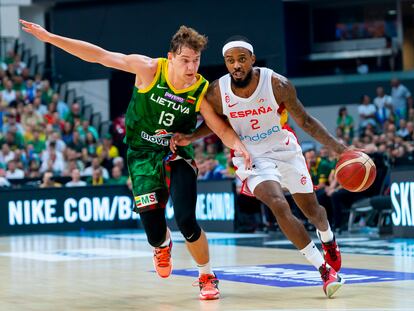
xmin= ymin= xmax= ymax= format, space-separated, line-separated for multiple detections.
xmin=167 ymin=52 xmax=173 ymax=60
xmin=251 ymin=53 xmax=256 ymax=65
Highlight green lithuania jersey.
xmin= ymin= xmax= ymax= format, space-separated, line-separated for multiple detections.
xmin=125 ymin=58 xmax=209 ymax=160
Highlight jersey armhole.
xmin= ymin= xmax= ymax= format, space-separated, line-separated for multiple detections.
xmin=195 ymin=81 xmax=209 ymax=112
xmin=137 ymin=58 xmax=163 ymax=94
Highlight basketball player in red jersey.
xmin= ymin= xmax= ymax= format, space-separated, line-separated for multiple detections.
xmin=171 ymin=36 xmax=348 ymax=298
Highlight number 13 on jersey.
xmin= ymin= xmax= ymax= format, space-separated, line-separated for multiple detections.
xmin=158 ymin=111 xmax=175 ymax=127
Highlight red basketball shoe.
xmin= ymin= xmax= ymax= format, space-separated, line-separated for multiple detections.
xmin=195 ymin=274 xmax=220 ymax=300
xmin=153 ymin=240 xmax=173 ymax=278
xmin=319 ymin=263 xmax=345 ymax=298
xmin=319 ymin=235 xmax=342 ymax=272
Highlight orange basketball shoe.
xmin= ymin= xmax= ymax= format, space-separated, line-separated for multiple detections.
xmin=153 ymin=240 xmax=173 ymax=278
xmin=319 ymin=262 xmax=345 ymax=298
xmin=195 ymin=274 xmax=220 ymax=300
xmin=319 ymin=235 xmax=342 ymax=272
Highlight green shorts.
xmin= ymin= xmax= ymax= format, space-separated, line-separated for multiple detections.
xmin=127 ymin=148 xmax=169 ymax=212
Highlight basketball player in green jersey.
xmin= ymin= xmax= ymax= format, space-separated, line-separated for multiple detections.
xmin=20 ymin=20 xmax=251 ymax=300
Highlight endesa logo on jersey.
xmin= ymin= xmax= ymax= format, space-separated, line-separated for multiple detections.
xmin=240 ymin=125 xmax=281 ymax=142
xmin=229 ymin=106 xmax=273 ymax=118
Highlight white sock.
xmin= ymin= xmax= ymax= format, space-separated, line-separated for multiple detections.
xmin=300 ymin=241 xmax=324 ymax=269
xmin=159 ymin=229 xmax=171 ymax=248
xmin=317 ymin=225 xmax=334 ymax=243
xmin=197 ymin=261 xmax=213 ymax=276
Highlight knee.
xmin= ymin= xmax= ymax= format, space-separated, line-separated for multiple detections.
xmin=267 ymin=196 xmax=291 ymax=218
xmin=175 ymin=215 xmax=201 ymax=242
xmin=303 ymin=203 xmax=325 ymax=220
xmin=146 ymin=229 xmax=167 ymax=247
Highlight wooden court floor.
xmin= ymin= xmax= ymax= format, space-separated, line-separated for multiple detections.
xmin=0 ymin=230 xmax=413 ymax=311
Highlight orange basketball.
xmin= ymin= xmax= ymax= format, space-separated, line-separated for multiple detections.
xmin=335 ymin=150 xmax=376 ymax=192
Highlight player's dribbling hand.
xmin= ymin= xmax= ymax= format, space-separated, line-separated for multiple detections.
xmin=234 ymin=142 xmax=252 ymax=170
xmin=19 ymin=19 xmax=51 ymax=42
xmin=169 ymin=133 xmax=192 ymax=153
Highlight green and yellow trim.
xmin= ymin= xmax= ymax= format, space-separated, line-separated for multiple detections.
xmin=195 ymin=81 xmax=209 ymax=112
xmin=137 ymin=58 xmax=163 ymax=93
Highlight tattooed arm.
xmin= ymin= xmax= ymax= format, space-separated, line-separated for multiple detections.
xmin=272 ymin=73 xmax=347 ymax=155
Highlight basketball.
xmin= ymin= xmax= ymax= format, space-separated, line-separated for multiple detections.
xmin=335 ymin=150 xmax=376 ymax=192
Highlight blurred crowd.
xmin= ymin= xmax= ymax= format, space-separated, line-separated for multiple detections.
xmin=0 ymin=49 xmax=129 ymax=188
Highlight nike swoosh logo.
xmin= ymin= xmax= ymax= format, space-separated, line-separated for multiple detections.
xmin=156 ymin=84 xmax=168 ymax=89
xmin=186 ymin=233 xmax=195 ymax=240
xmin=228 ymin=102 xmax=238 ymax=108
xmin=285 ymin=137 xmax=290 ymax=145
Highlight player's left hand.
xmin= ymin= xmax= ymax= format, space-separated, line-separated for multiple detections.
xmin=169 ymin=133 xmax=193 ymax=153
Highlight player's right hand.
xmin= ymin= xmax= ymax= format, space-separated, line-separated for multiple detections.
xmin=169 ymin=133 xmax=193 ymax=153
xmin=20 ymin=19 xmax=51 ymax=42
xmin=233 ymin=141 xmax=252 ymax=170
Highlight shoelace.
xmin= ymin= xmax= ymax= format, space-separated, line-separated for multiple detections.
xmin=192 ymin=275 xmax=218 ymax=290
xmin=325 ymin=243 xmax=338 ymax=261
xmin=154 ymin=248 xmax=170 ymax=267
xmin=320 ymin=265 xmax=330 ymax=282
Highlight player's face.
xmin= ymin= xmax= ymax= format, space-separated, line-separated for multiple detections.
xmin=169 ymin=46 xmax=201 ymax=84
xmin=224 ymin=47 xmax=255 ymax=86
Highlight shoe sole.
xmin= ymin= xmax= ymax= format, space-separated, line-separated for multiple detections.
xmin=326 ymin=278 xmax=345 ymax=298
xmin=199 ymin=293 xmax=220 ymax=300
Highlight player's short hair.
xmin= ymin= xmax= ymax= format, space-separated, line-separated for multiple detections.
xmin=170 ymin=26 xmax=208 ymax=55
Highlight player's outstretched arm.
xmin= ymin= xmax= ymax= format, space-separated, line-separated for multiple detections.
xmin=19 ymin=19 xmax=156 ymax=76
xmin=199 ymin=98 xmax=251 ymax=169
xmin=273 ymin=74 xmax=347 ymax=155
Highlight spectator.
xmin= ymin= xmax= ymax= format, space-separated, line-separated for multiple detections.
xmin=50 ymin=93 xmax=69 ymax=120
xmin=107 ymin=166 xmax=128 ymax=185
xmin=85 ymin=131 xmax=97 ymax=156
xmin=87 ymin=167 xmax=105 ymax=186
xmin=40 ymin=171 xmax=62 ymax=188
xmin=358 ymin=94 xmax=377 ymax=134
xmin=0 ymin=143 xmax=15 ymax=164
xmin=65 ymin=168 xmax=87 ymax=187
xmin=396 ymin=119 xmax=410 ymax=139
xmin=77 ymin=119 xmax=99 ymax=142
xmin=1 ymin=80 xmax=16 ymax=104
xmin=64 ymin=102 xmax=82 ymax=126
xmin=2 ymin=112 xmax=24 ymax=135
xmin=21 ymin=103 xmax=44 ymax=130
xmin=356 ymin=58 xmax=369 ymax=74
xmin=26 ymin=127 xmax=46 ymax=155
xmin=113 ymin=156 xmax=128 ymax=176
xmin=373 ymin=86 xmax=393 ymax=127
xmin=25 ymin=79 xmax=36 ymax=102
xmin=33 ymin=96 xmax=47 ymax=116
xmin=6 ymin=159 xmax=24 ymax=179
xmin=67 ymin=130 xmax=85 ymax=153
xmin=46 ymin=132 xmax=66 ymax=153
xmin=391 ymin=78 xmax=413 ymax=121
xmin=202 ymin=156 xmax=225 ymax=180
xmin=336 ymin=106 xmax=354 ymax=143
xmin=41 ymin=80 xmax=53 ymax=104
xmin=82 ymin=155 xmax=109 ymax=179
xmin=96 ymin=134 xmax=119 ymax=159
xmin=27 ymin=159 xmax=41 ymax=178
xmin=40 ymin=142 xmax=65 ymax=175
